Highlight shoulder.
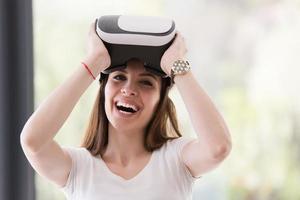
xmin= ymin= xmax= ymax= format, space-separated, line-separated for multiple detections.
xmin=168 ymin=137 xmax=195 ymax=146
xmin=62 ymin=146 xmax=91 ymax=161
xmin=163 ymin=137 xmax=195 ymax=153
xmin=59 ymin=146 xmax=94 ymax=195
xmin=61 ymin=146 xmax=93 ymax=175
xmin=158 ymin=136 xmax=196 ymax=165
xmin=157 ymin=137 xmax=199 ymax=182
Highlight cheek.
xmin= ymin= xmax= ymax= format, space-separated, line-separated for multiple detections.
xmin=104 ymin=84 xmax=113 ymax=114
xmin=144 ymin=92 xmax=160 ymax=113
xmin=104 ymin=81 xmax=117 ymax=99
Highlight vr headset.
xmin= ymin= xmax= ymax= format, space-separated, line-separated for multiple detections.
xmin=95 ymin=15 xmax=176 ymax=83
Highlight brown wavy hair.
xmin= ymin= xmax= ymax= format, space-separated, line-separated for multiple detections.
xmin=80 ymin=68 xmax=182 ymax=157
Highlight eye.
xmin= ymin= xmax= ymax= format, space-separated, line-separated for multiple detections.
xmin=140 ymin=80 xmax=153 ymax=87
xmin=113 ymin=74 xmax=126 ymax=81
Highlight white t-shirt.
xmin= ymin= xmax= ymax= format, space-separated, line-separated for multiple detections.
xmin=60 ymin=137 xmax=200 ymax=200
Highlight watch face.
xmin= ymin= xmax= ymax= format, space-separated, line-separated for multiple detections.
xmin=170 ymin=60 xmax=190 ymax=83
xmin=172 ymin=60 xmax=190 ymax=74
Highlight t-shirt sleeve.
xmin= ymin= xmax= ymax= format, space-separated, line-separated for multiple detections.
xmin=59 ymin=146 xmax=89 ymax=198
xmin=168 ymin=137 xmax=201 ymax=182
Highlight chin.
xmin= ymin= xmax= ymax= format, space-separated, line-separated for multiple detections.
xmin=109 ymin=119 xmax=147 ymax=133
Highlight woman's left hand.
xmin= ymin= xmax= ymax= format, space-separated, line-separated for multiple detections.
xmin=160 ymin=32 xmax=188 ymax=76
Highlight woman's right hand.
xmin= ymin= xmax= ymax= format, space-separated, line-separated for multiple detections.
xmin=83 ymin=21 xmax=111 ymax=75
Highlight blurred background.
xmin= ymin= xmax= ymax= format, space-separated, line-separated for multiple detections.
xmin=32 ymin=0 xmax=300 ymax=199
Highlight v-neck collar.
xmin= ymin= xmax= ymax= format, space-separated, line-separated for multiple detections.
xmin=97 ymin=150 xmax=156 ymax=183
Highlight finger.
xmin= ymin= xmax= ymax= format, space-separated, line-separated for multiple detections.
xmin=172 ymin=33 xmax=181 ymax=44
xmin=175 ymin=31 xmax=183 ymax=38
xmin=178 ymin=34 xmax=185 ymax=42
xmin=94 ymin=18 xmax=98 ymax=30
xmin=89 ymin=21 xmax=97 ymax=35
xmin=175 ymin=32 xmax=185 ymax=43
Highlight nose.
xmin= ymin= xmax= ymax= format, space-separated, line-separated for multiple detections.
xmin=121 ymin=83 xmax=138 ymax=97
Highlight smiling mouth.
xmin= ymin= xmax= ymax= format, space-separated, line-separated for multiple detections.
xmin=115 ymin=101 xmax=140 ymax=114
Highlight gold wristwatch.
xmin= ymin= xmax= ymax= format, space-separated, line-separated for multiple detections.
xmin=170 ymin=59 xmax=191 ymax=83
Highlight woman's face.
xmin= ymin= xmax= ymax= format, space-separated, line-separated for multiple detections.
xmin=104 ymin=59 xmax=162 ymax=132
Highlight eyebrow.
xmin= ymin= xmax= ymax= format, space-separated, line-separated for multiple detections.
xmin=116 ymin=69 xmax=158 ymax=81
xmin=139 ymin=73 xmax=158 ymax=81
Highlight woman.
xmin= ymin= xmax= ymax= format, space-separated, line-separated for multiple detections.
xmin=20 ymin=22 xmax=232 ymax=200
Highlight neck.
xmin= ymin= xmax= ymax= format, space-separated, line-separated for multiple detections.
xmin=102 ymin=124 xmax=149 ymax=166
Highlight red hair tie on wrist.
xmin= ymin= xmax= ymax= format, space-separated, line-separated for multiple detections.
xmin=81 ymin=62 xmax=96 ymax=80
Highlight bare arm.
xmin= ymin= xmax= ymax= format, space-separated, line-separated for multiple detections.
xmin=161 ymin=32 xmax=232 ymax=177
xmin=175 ymin=71 xmax=232 ymax=176
xmin=20 ymin=22 xmax=110 ymax=187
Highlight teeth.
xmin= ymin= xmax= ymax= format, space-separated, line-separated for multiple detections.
xmin=116 ymin=102 xmax=138 ymax=112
